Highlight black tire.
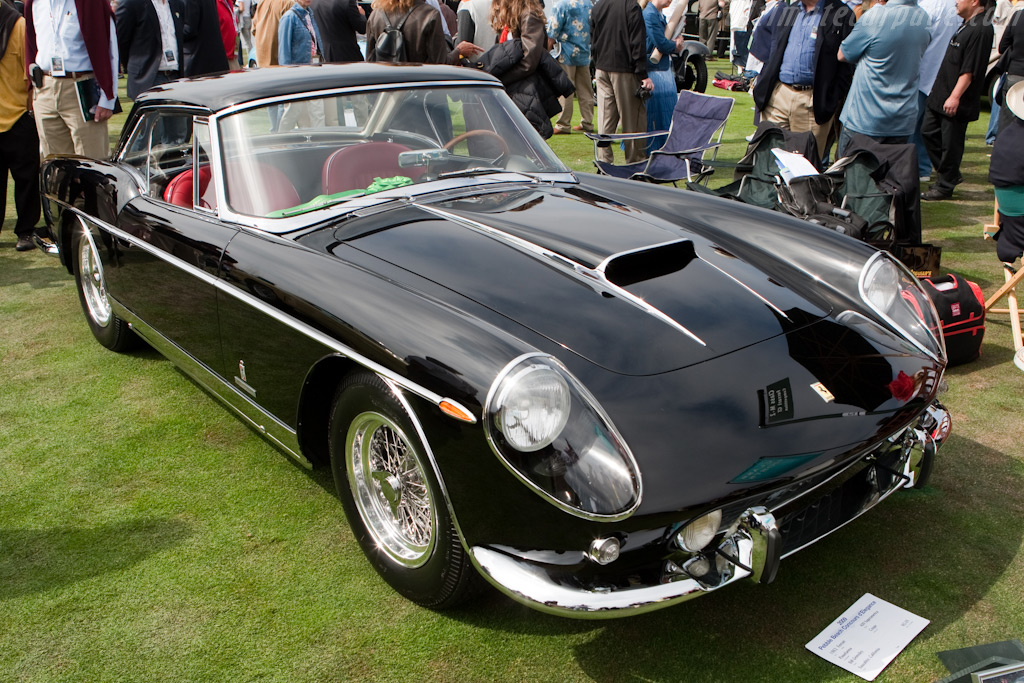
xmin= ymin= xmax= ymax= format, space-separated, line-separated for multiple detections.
xmin=72 ymin=220 xmax=138 ymax=352
xmin=677 ymin=57 xmax=708 ymax=94
xmin=328 ymin=371 xmax=477 ymax=609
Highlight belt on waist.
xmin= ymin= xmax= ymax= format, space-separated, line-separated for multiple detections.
xmin=47 ymin=70 xmax=93 ymax=79
xmin=782 ymin=82 xmax=813 ymax=91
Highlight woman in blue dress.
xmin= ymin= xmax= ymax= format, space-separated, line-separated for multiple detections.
xmin=643 ymin=0 xmax=682 ymax=152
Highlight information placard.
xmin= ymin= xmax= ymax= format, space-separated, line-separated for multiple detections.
xmin=806 ymin=593 xmax=930 ymax=681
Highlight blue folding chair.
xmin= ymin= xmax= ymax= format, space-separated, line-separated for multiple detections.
xmin=585 ymin=90 xmax=735 ymax=186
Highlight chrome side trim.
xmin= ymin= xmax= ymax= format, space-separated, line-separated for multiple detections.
xmin=416 ymin=203 xmax=707 ymax=347
xmin=57 ymin=204 xmax=476 ymax=425
xmin=114 ymin=300 xmax=310 ymax=468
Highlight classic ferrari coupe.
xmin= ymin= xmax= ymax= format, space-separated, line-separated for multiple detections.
xmin=36 ymin=64 xmax=951 ymax=618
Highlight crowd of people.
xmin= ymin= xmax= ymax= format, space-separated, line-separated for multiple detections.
xmin=1 ymin=0 xmax=1023 ymax=262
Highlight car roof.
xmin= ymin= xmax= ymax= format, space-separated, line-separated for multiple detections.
xmin=134 ymin=63 xmax=503 ymax=113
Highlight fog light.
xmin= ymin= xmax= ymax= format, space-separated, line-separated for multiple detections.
xmin=685 ymin=556 xmax=711 ymax=578
xmin=588 ymin=537 xmax=620 ymax=565
xmin=676 ymin=510 xmax=723 ymax=552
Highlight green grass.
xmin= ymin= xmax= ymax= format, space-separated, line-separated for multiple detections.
xmin=1 ymin=83 xmax=1022 ymax=682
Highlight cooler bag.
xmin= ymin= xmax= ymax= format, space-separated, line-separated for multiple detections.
xmin=920 ymin=274 xmax=986 ymax=366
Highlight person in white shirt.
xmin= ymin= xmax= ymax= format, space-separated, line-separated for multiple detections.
xmin=25 ymin=0 xmax=120 ymax=159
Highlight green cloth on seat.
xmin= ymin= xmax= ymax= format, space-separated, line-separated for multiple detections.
xmin=265 ymin=176 xmax=415 ymax=218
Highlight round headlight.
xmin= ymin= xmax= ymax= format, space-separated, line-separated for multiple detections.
xmin=862 ymin=256 xmax=899 ymax=313
xmin=858 ymin=252 xmax=944 ymax=362
xmin=492 ymin=362 xmax=571 ymax=452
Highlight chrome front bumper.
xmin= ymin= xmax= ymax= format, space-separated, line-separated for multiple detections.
xmin=470 ymin=401 xmax=950 ymax=619
xmin=471 ymin=507 xmax=780 ymax=619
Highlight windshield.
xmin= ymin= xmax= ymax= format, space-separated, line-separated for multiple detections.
xmin=216 ymin=85 xmax=570 ymax=218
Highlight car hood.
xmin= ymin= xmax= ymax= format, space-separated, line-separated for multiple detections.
xmin=337 ymin=185 xmax=832 ymax=376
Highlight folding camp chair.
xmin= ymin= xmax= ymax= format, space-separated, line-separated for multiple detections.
xmin=983 ymin=197 xmax=1024 ymax=361
xmin=688 ymin=124 xmax=820 ymax=209
xmin=585 ymin=90 xmax=734 ymax=186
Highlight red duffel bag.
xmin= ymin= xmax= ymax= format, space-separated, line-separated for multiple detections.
xmin=920 ymin=274 xmax=986 ymax=366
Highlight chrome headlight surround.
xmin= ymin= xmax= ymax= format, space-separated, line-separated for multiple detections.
xmin=858 ymin=252 xmax=945 ymax=363
xmin=484 ymin=354 xmax=642 ymax=521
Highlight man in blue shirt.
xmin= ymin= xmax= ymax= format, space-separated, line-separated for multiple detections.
xmin=548 ymin=0 xmax=594 ymax=134
xmin=277 ymin=0 xmax=324 ymax=129
xmin=751 ymin=0 xmax=855 ymax=158
xmin=837 ymin=0 xmax=932 ymax=156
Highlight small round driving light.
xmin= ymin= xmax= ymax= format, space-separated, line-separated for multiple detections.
xmin=676 ymin=510 xmax=723 ymax=552
xmin=588 ymin=537 xmax=620 ymax=565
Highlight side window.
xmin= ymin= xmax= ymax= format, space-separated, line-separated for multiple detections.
xmin=121 ymin=110 xmax=196 ymax=201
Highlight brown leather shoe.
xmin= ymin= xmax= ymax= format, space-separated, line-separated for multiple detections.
xmin=15 ymin=236 xmax=34 ymax=252
xmin=552 ymin=128 xmax=571 ymax=135
xmin=572 ymin=125 xmax=585 ymax=131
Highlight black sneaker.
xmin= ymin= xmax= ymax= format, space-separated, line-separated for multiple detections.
xmin=921 ymin=187 xmax=952 ymax=201
xmin=15 ymin=236 xmax=34 ymax=251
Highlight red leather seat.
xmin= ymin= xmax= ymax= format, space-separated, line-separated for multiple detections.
xmin=225 ymin=162 xmax=301 ymax=216
xmin=163 ymin=165 xmax=213 ymax=208
xmin=321 ymin=142 xmax=425 ymax=195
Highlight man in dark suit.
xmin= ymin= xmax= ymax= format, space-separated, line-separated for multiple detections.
xmin=751 ymin=0 xmax=855 ymax=159
xmin=116 ymin=0 xmax=185 ymax=100
xmin=312 ymin=0 xmax=366 ymax=63
xmin=181 ymin=0 xmax=229 ymax=76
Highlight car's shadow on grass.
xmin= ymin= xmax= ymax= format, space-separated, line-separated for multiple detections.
xmin=442 ymin=434 xmax=1021 ymax=681
xmin=0 ymin=517 xmax=192 ymax=600
xmin=0 ymin=243 xmax=69 ymax=289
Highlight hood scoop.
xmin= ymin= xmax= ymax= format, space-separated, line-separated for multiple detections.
xmin=603 ymin=240 xmax=697 ymax=288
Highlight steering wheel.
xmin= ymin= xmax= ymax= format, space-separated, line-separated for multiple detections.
xmin=443 ymin=130 xmax=510 ymax=165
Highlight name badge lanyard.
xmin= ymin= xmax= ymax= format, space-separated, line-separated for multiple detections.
xmin=47 ymin=0 xmax=73 ymax=76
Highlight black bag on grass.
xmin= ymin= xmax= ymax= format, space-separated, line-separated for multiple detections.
xmin=920 ymin=273 xmax=986 ymax=366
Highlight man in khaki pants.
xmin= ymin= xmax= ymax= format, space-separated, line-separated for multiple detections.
xmin=25 ymin=0 xmax=119 ymax=160
xmin=591 ymin=0 xmax=652 ymax=165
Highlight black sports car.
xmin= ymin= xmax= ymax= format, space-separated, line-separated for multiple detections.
xmin=36 ymin=64 xmax=951 ymax=618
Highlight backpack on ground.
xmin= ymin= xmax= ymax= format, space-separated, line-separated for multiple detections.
xmin=920 ymin=273 xmax=986 ymax=366
xmin=374 ymin=8 xmax=414 ymax=63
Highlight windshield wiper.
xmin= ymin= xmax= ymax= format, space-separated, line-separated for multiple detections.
xmin=436 ymin=166 xmax=506 ymax=179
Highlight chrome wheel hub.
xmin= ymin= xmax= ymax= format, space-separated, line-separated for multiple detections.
xmin=78 ymin=230 xmax=112 ymax=327
xmin=347 ymin=412 xmax=436 ymax=567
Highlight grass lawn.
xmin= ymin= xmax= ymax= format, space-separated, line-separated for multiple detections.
xmin=1 ymin=80 xmax=1022 ymax=683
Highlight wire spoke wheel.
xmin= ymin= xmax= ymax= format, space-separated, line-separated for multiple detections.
xmin=78 ymin=230 xmax=112 ymax=327
xmin=347 ymin=411 xmax=436 ymax=567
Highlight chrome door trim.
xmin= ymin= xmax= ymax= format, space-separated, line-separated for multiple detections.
xmin=58 ymin=204 xmax=477 ymax=424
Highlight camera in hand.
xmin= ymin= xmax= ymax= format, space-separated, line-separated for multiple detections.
xmin=635 ymin=84 xmax=653 ymax=100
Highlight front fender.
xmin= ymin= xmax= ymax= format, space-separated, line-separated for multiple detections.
xmin=679 ymin=40 xmax=710 ymax=60
xmin=40 ymin=157 xmax=142 ymax=269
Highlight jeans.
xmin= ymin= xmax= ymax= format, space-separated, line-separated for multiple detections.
xmin=910 ymin=90 xmax=931 ymax=178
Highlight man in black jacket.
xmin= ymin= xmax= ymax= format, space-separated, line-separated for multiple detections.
xmin=181 ymin=0 xmax=229 ymax=76
xmin=591 ymin=0 xmax=652 ymax=165
xmin=920 ymin=0 xmax=994 ymax=200
xmin=751 ymin=0 xmax=855 ymax=159
xmin=312 ymin=0 xmax=365 ymax=63
xmin=115 ymin=0 xmax=185 ymax=100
